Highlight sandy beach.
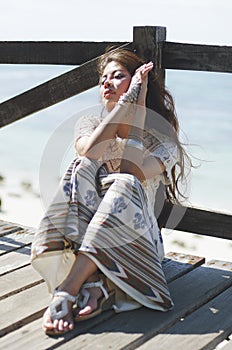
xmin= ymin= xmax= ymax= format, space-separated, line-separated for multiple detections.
xmin=0 ymin=187 xmax=44 ymax=228
xmin=1 ymin=186 xmax=231 ymax=263
xmin=1 ymin=65 xmax=231 ymax=265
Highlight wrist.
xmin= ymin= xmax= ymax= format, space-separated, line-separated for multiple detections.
xmin=118 ymin=76 xmax=141 ymax=107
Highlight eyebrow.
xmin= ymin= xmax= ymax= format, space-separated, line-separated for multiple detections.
xmin=102 ymin=69 xmax=126 ymax=77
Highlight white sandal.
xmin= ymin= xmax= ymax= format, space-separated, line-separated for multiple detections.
xmin=75 ymin=279 xmax=115 ymax=321
xmin=44 ymin=289 xmax=77 ymax=335
xmin=50 ymin=289 xmax=77 ymax=319
xmin=78 ymin=279 xmax=109 ymax=308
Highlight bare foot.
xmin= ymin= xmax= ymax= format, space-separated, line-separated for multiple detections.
xmin=78 ymin=284 xmax=103 ymax=317
xmin=43 ymin=296 xmax=74 ymax=335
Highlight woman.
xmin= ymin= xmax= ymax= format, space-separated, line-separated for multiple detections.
xmin=31 ymin=48 xmax=187 ymax=335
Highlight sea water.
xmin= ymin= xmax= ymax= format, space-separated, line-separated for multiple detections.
xmin=0 ymin=64 xmax=231 ymax=226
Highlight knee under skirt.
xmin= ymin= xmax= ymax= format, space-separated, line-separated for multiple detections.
xmin=31 ymin=156 xmax=173 ymax=312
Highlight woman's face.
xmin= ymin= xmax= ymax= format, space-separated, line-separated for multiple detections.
xmin=100 ymin=61 xmax=132 ymax=111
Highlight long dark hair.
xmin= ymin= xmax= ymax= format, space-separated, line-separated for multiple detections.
xmin=98 ymin=48 xmax=191 ymax=203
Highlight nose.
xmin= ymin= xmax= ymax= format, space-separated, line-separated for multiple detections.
xmin=103 ymin=78 xmax=112 ymax=88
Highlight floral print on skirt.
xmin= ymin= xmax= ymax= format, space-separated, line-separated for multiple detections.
xmin=31 ymin=156 xmax=173 ymax=312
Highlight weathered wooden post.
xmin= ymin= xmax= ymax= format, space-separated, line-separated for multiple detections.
xmin=133 ymin=26 xmax=166 ymax=81
xmin=133 ymin=26 xmax=168 ymax=225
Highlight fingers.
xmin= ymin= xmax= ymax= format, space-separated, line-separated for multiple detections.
xmin=136 ymin=62 xmax=154 ymax=76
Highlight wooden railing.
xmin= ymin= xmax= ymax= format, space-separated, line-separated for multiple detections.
xmin=0 ymin=26 xmax=231 ymax=240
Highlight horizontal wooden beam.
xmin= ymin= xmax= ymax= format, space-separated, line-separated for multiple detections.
xmin=1 ymin=40 xmax=232 ymax=74
xmin=0 ymin=41 xmax=129 ymax=65
xmin=0 ymin=43 xmax=132 ymax=127
xmin=0 ymin=59 xmax=97 ymax=127
xmin=163 ymin=41 xmax=232 ymax=73
xmin=1 ymin=39 xmax=232 ymax=127
xmin=160 ymin=202 xmax=232 ymax=240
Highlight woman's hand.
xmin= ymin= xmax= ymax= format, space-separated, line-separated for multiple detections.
xmin=132 ymin=61 xmax=154 ymax=106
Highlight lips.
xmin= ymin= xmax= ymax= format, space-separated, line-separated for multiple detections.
xmin=104 ymin=89 xmax=114 ymax=98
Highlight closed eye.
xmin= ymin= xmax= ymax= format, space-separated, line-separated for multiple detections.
xmin=114 ymin=73 xmax=125 ymax=79
xmin=100 ymin=71 xmax=126 ymax=85
xmin=100 ymin=77 xmax=106 ymax=85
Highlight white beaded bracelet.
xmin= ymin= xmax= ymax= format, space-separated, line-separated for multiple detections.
xmin=118 ymin=77 xmax=141 ymax=106
xmin=126 ymin=138 xmax=144 ymax=151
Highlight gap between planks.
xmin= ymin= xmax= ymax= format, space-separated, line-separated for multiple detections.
xmin=0 ymin=252 xmax=204 ymax=340
xmin=41 ymin=261 xmax=232 ymax=350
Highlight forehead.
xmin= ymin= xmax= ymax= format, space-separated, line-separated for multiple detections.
xmin=102 ymin=61 xmax=129 ymax=75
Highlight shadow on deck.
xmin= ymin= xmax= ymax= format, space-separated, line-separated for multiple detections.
xmin=1 ymin=220 xmax=232 ymax=350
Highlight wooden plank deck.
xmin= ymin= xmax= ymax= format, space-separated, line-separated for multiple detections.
xmin=0 ymin=219 xmax=232 ymax=350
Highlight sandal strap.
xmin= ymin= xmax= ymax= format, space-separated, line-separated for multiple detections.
xmin=78 ymin=279 xmax=109 ymax=308
xmin=50 ymin=289 xmax=77 ymax=320
xmin=53 ymin=290 xmax=77 ymax=303
xmin=82 ymin=279 xmax=109 ymax=300
xmin=78 ymin=288 xmax=90 ymax=308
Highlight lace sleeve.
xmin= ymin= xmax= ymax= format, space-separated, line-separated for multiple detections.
xmin=150 ymin=142 xmax=179 ymax=182
xmin=74 ymin=115 xmax=101 ymax=141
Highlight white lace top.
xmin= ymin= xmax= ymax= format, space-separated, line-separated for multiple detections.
xmin=75 ymin=114 xmax=179 ymax=209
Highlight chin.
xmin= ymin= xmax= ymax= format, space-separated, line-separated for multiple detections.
xmin=104 ymin=100 xmax=116 ymax=112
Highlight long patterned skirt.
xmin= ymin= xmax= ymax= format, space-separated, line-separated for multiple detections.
xmin=31 ymin=156 xmax=173 ymax=312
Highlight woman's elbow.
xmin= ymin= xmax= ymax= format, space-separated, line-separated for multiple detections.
xmin=75 ymin=141 xmax=100 ymax=160
xmin=75 ymin=138 xmax=91 ymax=157
xmin=75 ymin=141 xmax=86 ymax=156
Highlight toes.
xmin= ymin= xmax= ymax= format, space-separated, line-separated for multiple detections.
xmin=78 ymin=293 xmax=99 ymax=316
xmin=58 ymin=320 xmax=65 ymax=332
xmin=43 ymin=309 xmax=54 ymax=330
xmin=53 ymin=319 xmax=59 ymax=331
xmin=68 ymin=322 xmax=74 ymax=331
xmin=43 ymin=306 xmax=74 ymax=334
xmin=63 ymin=321 xmax=69 ymax=328
xmin=58 ymin=319 xmax=74 ymax=332
xmin=78 ymin=305 xmax=92 ymax=316
xmin=78 ymin=303 xmax=96 ymax=316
